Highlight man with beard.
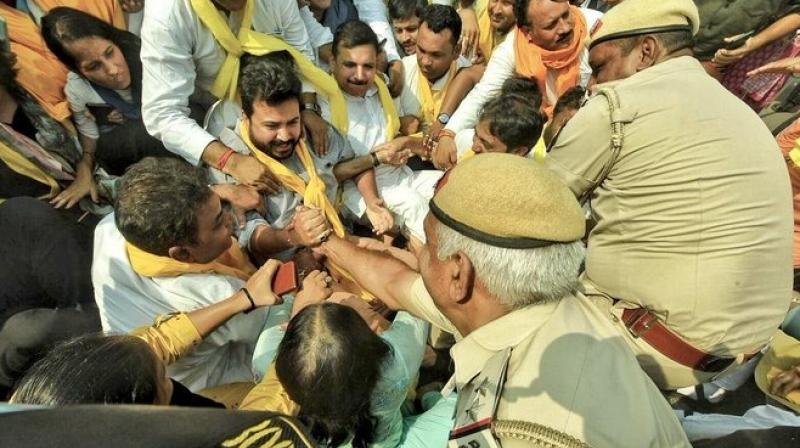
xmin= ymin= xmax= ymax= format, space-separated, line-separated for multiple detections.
xmin=433 ymin=0 xmax=601 ymax=169
xmin=206 ymin=51 xmax=406 ymax=262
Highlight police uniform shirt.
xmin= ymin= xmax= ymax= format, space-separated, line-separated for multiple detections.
xmin=545 ymin=56 xmax=794 ymax=359
xmin=405 ymin=277 xmax=690 ymax=447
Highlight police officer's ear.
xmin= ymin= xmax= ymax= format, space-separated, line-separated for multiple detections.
xmin=448 ymin=250 xmax=475 ymax=304
xmin=636 ymin=35 xmax=660 ymax=72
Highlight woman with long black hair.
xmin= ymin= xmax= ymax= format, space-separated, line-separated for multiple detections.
xmin=41 ymin=7 xmax=177 ymax=209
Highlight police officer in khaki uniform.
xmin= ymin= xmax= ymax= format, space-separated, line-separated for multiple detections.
xmin=320 ymin=154 xmax=690 ymax=447
xmin=545 ymin=0 xmax=794 ymax=389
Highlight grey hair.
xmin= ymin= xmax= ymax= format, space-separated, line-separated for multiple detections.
xmin=435 ymin=222 xmax=585 ymax=308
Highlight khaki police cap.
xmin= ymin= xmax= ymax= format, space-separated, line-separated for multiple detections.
xmin=588 ymin=0 xmax=700 ymax=50
xmin=429 ymin=153 xmax=585 ymax=249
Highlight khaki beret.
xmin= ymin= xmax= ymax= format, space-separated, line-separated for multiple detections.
xmin=429 ymin=153 xmax=585 ymax=248
xmin=588 ymin=0 xmax=700 ymax=50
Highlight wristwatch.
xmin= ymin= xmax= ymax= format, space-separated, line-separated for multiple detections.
xmin=303 ymin=101 xmax=321 ymax=115
xmin=436 ymin=112 xmax=450 ymax=125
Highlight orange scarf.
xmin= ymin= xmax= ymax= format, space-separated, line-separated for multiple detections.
xmin=0 ymin=4 xmax=71 ymax=123
xmin=30 ymin=0 xmax=126 ymax=29
xmin=513 ymin=5 xmax=587 ymax=116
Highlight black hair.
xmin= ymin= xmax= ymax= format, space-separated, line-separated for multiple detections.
xmin=10 ymin=334 xmax=160 ymax=406
xmin=0 ymin=46 xmax=23 ymax=102
xmin=332 ymin=20 xmax=380 ymax=58
xmin=276 ymin=303 xmax=391 ymax=448
xmin=239 ymin=50 xmax=302 ymax=117
xmin=419 ymin=4 xmax=462 ymax=47
xmin=115 ymin=157 xmax=212 ymax=256
xmin=41 ymin=7 xmax=143 ymax=101
xmin=552 ymin=85 xmax=585 ymax=115
xmin=515 ymin=0 xmax=570 ymax=29
xmin=479 ymin=94 xmax=545 ymax=151
xmin=388 ymin=0 xmax=426 ymax=21
xmin=500 ymin=77 xmax=543 ymax=109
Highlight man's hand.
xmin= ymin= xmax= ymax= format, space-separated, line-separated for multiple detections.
xmin=748 ymin=56 xmax=800 ymax=77
xmin=50 ymin=158 xmax=99 ymax=209
xmin=400 ymin=116 xmax=421 ymax=136
xmin=458 ymin=8 xmax=480 ymax=60
xmin=226 ymin=152 xmax=280 ymax=194
xmin=119 ymin=0 xmax=144 ymax=13
xmin=328 ymin=292 xmax=390 ymax=333
xmin=423 ymin=121 xmax=444 ymax=158
xmin=770 ymin=364 xmax=800 ymax=397
xmin=432 ymin=135 xmax=457 ymax=170
xmin=292 ymin=270 xmax=333 ymax=317
xmin=302 ymin=110 xmax=329 ymax=156
xmin=387 ymin=60 xmax=404 ymax=98
xmin=713 ymin=37 xmax=755 ymax=67
xmin=211 ymin=184 xmax=265 ymax=228
xmin=365 ymin=198 xmax=394 ymax=235
xmin=372 ymin=139 xmax=412 ymax=166
xmin=288 ymin=205 xmax=331 ymax=247
xmin=244 ymin=259 xmax=284 ymax=307
xmin=107 ymin=109 xmax=125 ymax=125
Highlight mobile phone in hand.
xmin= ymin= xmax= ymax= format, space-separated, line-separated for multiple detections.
xmin=272 ymin=261 xmax=298 ymax=296
xmin=86 ymin=103 xmax=117 ymax=126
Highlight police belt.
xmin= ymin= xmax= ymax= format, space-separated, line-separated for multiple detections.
xmin=617 ymin=305 xmax=740 ymax=373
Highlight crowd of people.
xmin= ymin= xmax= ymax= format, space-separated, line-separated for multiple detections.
xmin=1 ymin=0 xmax=800 ymax=446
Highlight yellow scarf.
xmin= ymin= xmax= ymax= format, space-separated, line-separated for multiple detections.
xmin=0 ymin=140 xmax=60 ymax=204
xmin=374 ymin=76 xmax=400 ymax=141
xmin=417 ymin=61 xmax=458 ymax=127
xmin=238 ymin=120 xmax=374 ymax=300
xmin=240 ymin=120 xmax=344 ymax=237
xmin=126 ymin=237 xmax=256 ymax=281
xmin=477 ymin=0 xmax=499 ymax=61
xmin=190 ymin=0 xmax=349 ymax=133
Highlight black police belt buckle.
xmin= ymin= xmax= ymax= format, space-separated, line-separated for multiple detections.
xmin=448 ymin=348 xmax=511 ymax=448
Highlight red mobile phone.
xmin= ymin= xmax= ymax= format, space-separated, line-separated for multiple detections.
xmin=272 ymin=261 xmax=298 ymax=296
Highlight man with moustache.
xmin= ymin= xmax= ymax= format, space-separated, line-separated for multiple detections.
xmin=433 ymin=0 xmax=602 ymax=169
xmin=206 ymin=52 xmax=405 ymax=261
xmin=140 ymin=0 xmax=336 ymax=195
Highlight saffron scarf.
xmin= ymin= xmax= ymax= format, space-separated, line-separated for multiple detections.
xmin=477 ymin=0 xmax=499 ymax=61
xmin=126 ymin=237 xmax=256 ymax=281
xmin=513 ymin=5 xmax=587 ymax=116
xmin=0 ymin=4 xmax=70 ymax=123
xmin=31 ymin=0 xmax=126 ymax=29
xmin=190 ymin=0 xmax=349 ymax=133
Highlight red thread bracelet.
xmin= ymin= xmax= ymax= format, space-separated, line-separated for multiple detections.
xmin=217 ymin=148 xmax=235 ymax=170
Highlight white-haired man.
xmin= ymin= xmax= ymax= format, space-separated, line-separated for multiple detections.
xmin=319 ymin=153 xmax=690 ymax=447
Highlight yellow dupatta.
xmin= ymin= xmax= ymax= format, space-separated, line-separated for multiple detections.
xmin=0 ymin=140 xmax=60 ymax=204
xmin=239 ymin=120 xmax=375 ymax=300
xmin=417 ymin=61 xmax=458 ymax=127
xmin=476 ymin=0 xmax=499 ymax=61
xmin=126 ymin=237 xmax=256 ymax=281
xmin=190 ymin=0 xmax=348 ymax=134
xmin=374 ymin=76 xmax=400 ymax=141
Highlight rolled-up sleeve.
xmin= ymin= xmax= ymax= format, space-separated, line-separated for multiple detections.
xmin=354 ymin=0 xmax=401 ymax=62
xmin=446 ymin=32 xmax=516 ymax=133
xmin=140 ymin=9 xmax=216 ymax=166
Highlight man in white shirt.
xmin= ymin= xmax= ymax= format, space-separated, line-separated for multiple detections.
xmin=321 ymin=21 xmax=442 ymax=246
xmin=139 ymin=0 xmax=328 ymax=194
xmin=92 ymin=157 xmax=299 ymax=392
xmin=433 ymin=0 xmax=601 ymax=169
xmin=395 ymin=5 xmax=472 ymax=139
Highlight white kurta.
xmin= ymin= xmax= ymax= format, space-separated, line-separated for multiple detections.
xmin=445 ymin=8 xmax=601 ymax=133
xmin=140 ymin=0 xmax=315 ymax=165
xmin=320 ymin=88 xmax=442 ymax=242
xmin=92 ymin=215 xmax=291 ymax=392
xmin=395 ymin=54 xmax=471 ymax=126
